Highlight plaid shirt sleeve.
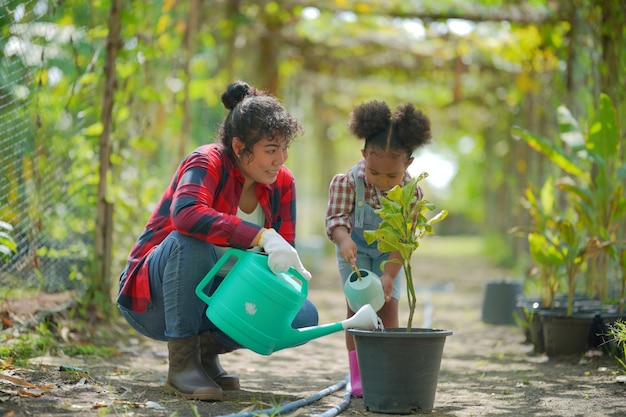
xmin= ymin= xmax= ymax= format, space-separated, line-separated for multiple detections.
xmin=119 ymin=144 xmax=298 ymax=312
xmin=325 ymin=170 xmax=355 ymax=242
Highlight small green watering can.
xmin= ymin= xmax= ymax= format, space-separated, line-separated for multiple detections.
xmin=196 ymin=248 xmax=379 ymax=356
xmin=343 ymin=268 xmax=385 ymax=313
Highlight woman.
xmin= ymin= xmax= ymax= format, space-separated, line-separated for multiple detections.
xmin=117 ymin=80 xmax=317 ymax=401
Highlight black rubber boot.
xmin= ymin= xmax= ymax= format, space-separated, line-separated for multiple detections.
xmin=199 ymin=332 xmax=240 ymax=390
xmin=164 ymin=336 xmax=223 ymax=401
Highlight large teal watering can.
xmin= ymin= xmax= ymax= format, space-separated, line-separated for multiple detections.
xmin=196 ymin=248 xmax=379 ymax=355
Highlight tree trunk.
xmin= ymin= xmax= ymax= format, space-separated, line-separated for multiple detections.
xmin=180 ymin=0 xmax=200 ymax=160
xmin=94 ymin=0 xmax=122 ymax=313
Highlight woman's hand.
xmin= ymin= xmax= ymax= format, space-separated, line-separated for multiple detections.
xmin=260 ymin=229 xmax=312 ymax=280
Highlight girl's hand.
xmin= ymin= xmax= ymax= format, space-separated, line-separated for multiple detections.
xmin=380 ymin=273 xmax=395 ymax=302
xmin=338 ymin=238 xmax=357 ymax=266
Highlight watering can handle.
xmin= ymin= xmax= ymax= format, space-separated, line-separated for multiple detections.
xmin=285 ymin=266 xmax=309 ymax=297
xmin=195 ymin=249 xmax=240 ymax=305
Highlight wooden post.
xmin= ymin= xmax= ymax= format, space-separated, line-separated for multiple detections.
xmin=94 ymin=0 xmax=122 ymax=311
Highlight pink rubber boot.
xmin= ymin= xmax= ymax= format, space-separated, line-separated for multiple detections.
xmin=348 ymin=350 xmax=362 ymax=398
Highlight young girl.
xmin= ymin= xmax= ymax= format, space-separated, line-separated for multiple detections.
xmin=325 ymin=100 xmax=431 ymax=397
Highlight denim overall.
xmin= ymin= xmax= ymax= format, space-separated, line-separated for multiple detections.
xmin=337 ymin=166 xmax=402 ymax=305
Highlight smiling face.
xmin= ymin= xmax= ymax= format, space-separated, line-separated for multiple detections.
xmin=362 ymin=147 xmax=413 ymax=192
xmin=234 ymin=136 xmax=289 ymax=184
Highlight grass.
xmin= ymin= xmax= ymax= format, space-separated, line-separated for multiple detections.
xmin=0 ymin=319 xmax=118 ymax=366
xmin=606 ymin=319 xmax=626 ymax=371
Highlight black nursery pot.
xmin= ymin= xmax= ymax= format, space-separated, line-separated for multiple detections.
xmin=481 ymin=280 xmax=524 ymax=325
xmin=348 ymin=327 xmax=452 ymax=414
xmin=539 ymin=310 xmax=597 ymax=357
xmin=515 ymin=297 xmax=545 ymax=353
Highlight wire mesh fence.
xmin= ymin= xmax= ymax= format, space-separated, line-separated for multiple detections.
xmin=1 ymin=1 xmax=97 ymax=295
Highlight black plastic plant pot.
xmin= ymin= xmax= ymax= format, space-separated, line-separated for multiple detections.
xmin=539 ymin=310 xmax=597 ymax=357
xmin=348 ymin=327 xmax=452 ymax=414
xmin=481 ymin=280 xmax=524 ymax=325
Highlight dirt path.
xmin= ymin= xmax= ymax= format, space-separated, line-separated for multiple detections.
xmin=1 ymin=237 xmax=625 ymax=416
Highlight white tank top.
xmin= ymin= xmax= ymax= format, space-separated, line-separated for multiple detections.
xmin=214 ymin=203 xmax=265 ymax=257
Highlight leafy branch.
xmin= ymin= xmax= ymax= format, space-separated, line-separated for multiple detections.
xmin=364 ymin=173 xmax=448 ymax=331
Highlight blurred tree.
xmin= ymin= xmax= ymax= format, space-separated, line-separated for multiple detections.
xmin=3 ymin=0 xmax=623 ymax=315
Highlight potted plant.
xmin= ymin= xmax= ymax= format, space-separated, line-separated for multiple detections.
xmin=537 ymin=218 xmax=610 ymax=356
xmin=347 ymin=172 xmax=451 ymax=414
xmin=511 ymin=93 xmax=626 ymax=356
xmin=508 ymin=179 xmax=560 ymax=352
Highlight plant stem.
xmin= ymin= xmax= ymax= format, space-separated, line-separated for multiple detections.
xmin=405 ymin=261 xmax=416 ymax=331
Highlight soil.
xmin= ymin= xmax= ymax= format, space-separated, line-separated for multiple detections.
xmin=1 ymin=239 xmax=625 ymax=417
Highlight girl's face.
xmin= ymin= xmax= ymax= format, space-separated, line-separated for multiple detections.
xmin=235 ymin=136 xmax=289 ymax=184
xmin=362 ymin=148 xmax=413 ymax=192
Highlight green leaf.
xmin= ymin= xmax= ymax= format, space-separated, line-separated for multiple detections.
xmin=558 ymin=219 xmax=577 ymax=247
xmin=0 ymin=221 xmax=13 ymax=231
xmin=81 ymin=122 xmax=104 ymax=137
xmin=429 ymin=209 xmax=448 ymax=224
xmin=587 ymin=93 xmax=618 ymax=163
xmin=586 ymin=93 xmax=619 ymax=207
xmin=377 ymin=232 xmax=402 ymax=253
xmin=0 ymin=232 xmax=17 ymax=252
xmin=511 ymin=125 xmax=585 ymax=177
xmin=539 ymin=176 xmax=555 ymax=216
xmin=363 ymin=230 xmax=377 ymax=245
xmin=386 ymin=185 xmax=403 ymax=201
xmin=555 ymin=177 xmax=593 ymax=209
xmin=528 ymin=232 xmax=564 ymax=266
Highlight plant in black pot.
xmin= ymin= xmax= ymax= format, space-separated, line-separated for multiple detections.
xmin=508 ymin=177 xmax=565 ymax=353
xmin=511 ymin=93 xmax=626 ymax=356
xmin=513 ymin=93 xmax=625 ymax=309
xmin=347 ymin=172 xmax=450 ymax=414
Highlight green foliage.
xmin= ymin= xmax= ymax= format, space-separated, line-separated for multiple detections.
xmin=511 ymin=93 xmax=626 ymax=314
xmin=61 ymin=344 xmax=115 ymax=358
xmin=0 ymin=320 xmax=116 ymax=366
xmin=364 ymin=173 xmax=448 ymax=330
xmin=0 ymin=323 xmax=55 ymax=365
xmin=606 ymin=320 xmax=626 ymax=372
xmin=0 ymin=220 xmax=17 ymax=263
xmin=3 ymin=0 xmax=624 ymax=326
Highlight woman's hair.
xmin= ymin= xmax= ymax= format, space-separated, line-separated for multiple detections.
xmin=217 ymin=80 xmax=304 ymax=158
xmin=348 ymin=100 xmax=431 ymax=158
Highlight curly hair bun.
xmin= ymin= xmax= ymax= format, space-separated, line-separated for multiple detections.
xmin=221 ymin=80 xmax=259 ymax=110
xmin=394 ymin=103 xmax=431 ymax=148
xmin=348 ymin=100 xmax=431 ymax=155
xmin=348 ymin=100 xmax=391 ymax=139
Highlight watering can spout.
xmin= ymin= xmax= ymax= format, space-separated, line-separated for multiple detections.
xmin=275 ymin=304 xmax=380 ymax=352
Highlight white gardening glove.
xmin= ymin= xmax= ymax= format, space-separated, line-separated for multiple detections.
xmin=260 ymin=229 xmax=312 ymax=281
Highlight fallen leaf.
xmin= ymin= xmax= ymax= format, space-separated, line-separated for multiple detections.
xmin=0 ymin=374 xmax=38 ymax=388
xmin=1 ymin=313 xmax=13 ymax=328
xmin=0 ymin=373 xmax=54 ymax=391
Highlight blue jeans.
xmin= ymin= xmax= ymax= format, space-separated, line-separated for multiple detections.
xmin=118 ymin=231 xmax=319 ymax=348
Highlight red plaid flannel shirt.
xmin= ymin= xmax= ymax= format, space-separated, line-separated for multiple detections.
xmin=118 ymin=143 xmax=297 ymax=312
